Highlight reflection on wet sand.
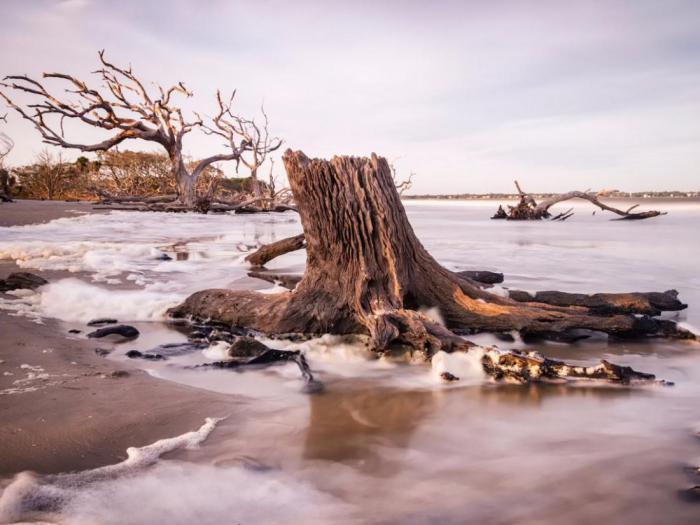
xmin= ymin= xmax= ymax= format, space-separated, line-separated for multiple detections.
xmin=304 ymin=387 xmax=438 ymax=474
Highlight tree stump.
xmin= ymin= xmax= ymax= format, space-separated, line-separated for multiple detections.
xmin=170 ymin=150 xmax=693 ymax=358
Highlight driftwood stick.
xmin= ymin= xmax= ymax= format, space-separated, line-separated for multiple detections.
xmin=245 ymin=233 xmax=306 ymax=267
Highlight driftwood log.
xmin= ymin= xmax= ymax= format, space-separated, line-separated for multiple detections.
xmin=492 ymin=181 xmax=666 ymax=221
xmin=245 ymin=234 xmax=306 ymax=267
xmin=170 ymin=150 xmax=693 ymax=384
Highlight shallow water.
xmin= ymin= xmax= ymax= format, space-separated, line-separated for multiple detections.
xmin=1 ymin=200 xmax=699 ymax=524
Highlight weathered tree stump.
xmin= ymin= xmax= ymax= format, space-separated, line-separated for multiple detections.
xmin=171 ymin=150 xmax=693 ymax=366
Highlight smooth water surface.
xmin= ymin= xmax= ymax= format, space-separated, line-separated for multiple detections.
xmin=1 ymin=200 xmax=699 ymax=524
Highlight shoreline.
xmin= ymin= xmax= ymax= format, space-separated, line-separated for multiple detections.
xmin=0 ymin=201 xmax=233 ymax=475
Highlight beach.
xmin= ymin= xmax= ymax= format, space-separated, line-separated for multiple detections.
xmin=0 ymin=201 xmax=232 ymax=475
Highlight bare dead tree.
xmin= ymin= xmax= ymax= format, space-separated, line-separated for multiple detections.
xmin=0 ymin=51 xmax=255 ymax=208
xmin=202 ymin=97 xmax=281 ymax=207
xmin=493 ymin=181 xmax=666 ymax=221
xmin=389 ymin=159 xmax=414 ymax=196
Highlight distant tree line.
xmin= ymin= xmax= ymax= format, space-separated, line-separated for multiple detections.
xmin=3 ymin=149 xmax=268 ymax=202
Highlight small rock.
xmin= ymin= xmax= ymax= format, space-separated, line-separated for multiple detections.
xmin=678 ymin=486 xmax=700 ymax=502
xmin=94 ymin=348 xmax=112 ymax=357
xmin=0 ymin=272 xmax=48 ymax=292
xmin=440 ymin=371 xmax=460 ymax=382
xmin=302 ymin=379 xmax=325 ymax=394
xmin=155 ymin=253 xmax=173 ymax=261
xmin=87 ymin=318 xmax=119 ymax=327
xmin=87 ymin=325 xmax=139 ymax=340
xmin=126 ymin=349 xmax=164 ymax=360
xmin=228 ymin=336 xmax=271 ymax=358
xmin=493 ymin=332 xmax=515 ymax=342
xmin=109 ymin=370 xmax=130 ymax=378
xmin=68 ymin=329 xmax=82 ymax=334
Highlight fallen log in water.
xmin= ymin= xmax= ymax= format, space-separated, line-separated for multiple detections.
xmin=493 ymin=181 xmax=666 ymax=221
xmin=508 ymin=289 xmax=687 ymax=317
xmin=481 ymin=349 xmax=668 ymax=385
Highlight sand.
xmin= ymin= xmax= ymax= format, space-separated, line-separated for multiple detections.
xmin=0 ymin=200 xmax=233 ymax=475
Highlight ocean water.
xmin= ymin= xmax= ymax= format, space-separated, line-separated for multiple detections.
xmin=1 ymin=200 xmax=699 ymax=524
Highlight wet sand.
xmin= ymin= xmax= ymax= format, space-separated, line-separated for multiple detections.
xmin=0 ymin=201 xmax=233 ymax=475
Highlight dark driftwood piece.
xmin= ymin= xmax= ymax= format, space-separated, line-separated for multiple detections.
xmin=481 ymin=351 xmax=665 ymax=385
xmin=454 ymin=270 xmax=504 ymax=285
xmin=508 ymin=289 xmax=688 ymax=317
xmin=245 ymin=234 xmax=306 ymax=267
xmin=171 ymin=150 xmax=692 ymax=385
xmin=205 ymin=343 xmax=323 ymax=393
xmin=495 ymin=180 xmax=666 ymax=221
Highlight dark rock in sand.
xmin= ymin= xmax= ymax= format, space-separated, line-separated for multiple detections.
xmin=440 ymin=371 xmax=460 ymax=382
xmin=87 ymin=318 xmax=118 ymax=327
xmin=493 ymin=332 xmax=515 ymax=342
xmin=228 ymin=336 xmax=272 ymax=358
xmin=87 ymin=325 xmax=139 ymax=340
xmin=94 ymin=348 xmax=112 ymax=357
xmin=126 ymin=349 xmax=165 ymax=360
xmin=68 ymin=329 xmax=82 ymax=334
xmin=678 ymin=486 xmax=700 ymax=503
xmin=147 ymin=342 xmax=206 ymax=357
xmin=0 ymin=272 xmax=48 ymax=292
xmin=155 ymin=253 xmax=173 ymax=261
xmin=109 ymin=370 xmax=130 ymax=378
xmin=455 ymin=270 xmax=504 ymax=285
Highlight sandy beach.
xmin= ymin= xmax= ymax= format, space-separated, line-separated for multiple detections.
xmin=0 ymin=200 xmax=232 ymax=476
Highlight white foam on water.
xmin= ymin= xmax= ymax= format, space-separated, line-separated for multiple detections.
xmin=0 ymin=210 xmax=305 ymax=323
xmin=430 ymin=349 xmax=487 ymax=385
xmin=202 ymin=341 xmax=231 ymax=360
xmin=0 ymin=417 xmax=351 ymax=525
xmin=0 ymin=418 xmax=223 ymax=521
xmin=39 ymin=278 xmax=183 ymax=323
xmin=418 ymin=306 xmax=445 ymax=326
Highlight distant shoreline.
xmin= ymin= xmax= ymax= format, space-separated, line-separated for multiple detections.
xmin=402 ymin=194 xmax=700 ymax=202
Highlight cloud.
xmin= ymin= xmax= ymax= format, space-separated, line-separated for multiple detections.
xmin=1 ymin=0 xmax=699 ymax=192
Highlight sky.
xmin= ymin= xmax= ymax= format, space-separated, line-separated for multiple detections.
xmin=1 ymin=0 xmax=699 ymax=193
